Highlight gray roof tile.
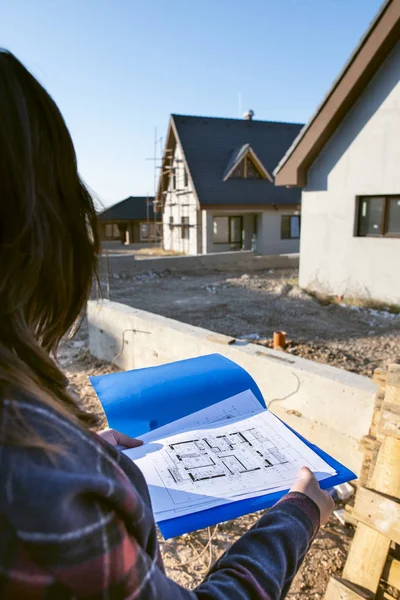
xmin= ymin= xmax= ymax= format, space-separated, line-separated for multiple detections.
xmin=172 ymin=115 xmax=303 ymax=206
xmin=98 ymin=196 xmax=157 ymax=221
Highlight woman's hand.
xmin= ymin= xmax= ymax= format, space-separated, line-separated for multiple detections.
xmin=98 ymin=428 xmax=144 ymax=449
xmin=290 ymin=466 xmax=335 ymax=526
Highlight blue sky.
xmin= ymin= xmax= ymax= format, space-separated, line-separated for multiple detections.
xmin=1 ymin=0 xmax=383 ymax=207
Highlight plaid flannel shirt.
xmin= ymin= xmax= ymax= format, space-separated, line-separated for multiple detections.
xmin=0 ymin=397 xmax=319 ymax=599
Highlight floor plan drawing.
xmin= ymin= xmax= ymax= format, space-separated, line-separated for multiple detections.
xmin=167 ymin=427 xmax=289 ymax=485
xmin=124 ymin=391 xmax=337 ymax=522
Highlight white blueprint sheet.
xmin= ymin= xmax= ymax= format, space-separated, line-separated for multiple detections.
xmin=136 ymin=390 xmax=264 ymax=443
xmin=124 ymin=390 xmax=336 ymax=522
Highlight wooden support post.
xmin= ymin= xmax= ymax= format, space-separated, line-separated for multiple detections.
xmin=376 ymin=591 xmax=397 ymax=600
xmin=382 ymin=557 xmax=400 ymax=591
xmin=369 ymin=436 xmax=400 ymax=499
xmin=342 ymin=523 xmax=391 ymax=594
xmin=351 ymin=487 xmax=400 ymax=545
xmin=325 ymin=364 xmax=400 ymax=600
xmin=378 ymin=369 xmax=400 ymax=439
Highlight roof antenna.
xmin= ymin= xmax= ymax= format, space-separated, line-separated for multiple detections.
xmin=244 ymin=109 xmax=255 ymax=121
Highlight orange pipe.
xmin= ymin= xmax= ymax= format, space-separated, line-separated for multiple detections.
xmin=273 ymin=331 xmax=286 ymax=350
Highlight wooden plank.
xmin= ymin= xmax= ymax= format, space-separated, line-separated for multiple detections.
xmin=369 ymin=436 xmax=400 ymax=499
xmin=370 ymin=388 xmax=386 ymax=437
xmin=382 ymin=557 xmax=400 ymax=590
xmin=342 ymin=523 xmax=391 ymax=594
xmin=351 ymin=488 xmax=400 ymax=545
xmin=358 ymin=435 xmax=381 ymax=487
xmin=387 ymin=363 xmax=400 ymax=387
xmin=378 ymin=401 xmax=400 ymax=439
xmin=384 ymin=382 xmax=400 ymax=407
xmin=373 ymin=368 xmax=387 ymax=386
xmin=324 ymin=577 xmax=373 ymax=599
xmin=359 ymin=434 xmax=379 ymax=454
xmin=343 ymin=508 xmax=360 ymax=528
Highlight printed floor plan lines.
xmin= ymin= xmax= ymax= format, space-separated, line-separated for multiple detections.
xmin=164 ymin=426 xmax=291 ymax=487
xmin=123 ymin=391 xmax=337 ymax=521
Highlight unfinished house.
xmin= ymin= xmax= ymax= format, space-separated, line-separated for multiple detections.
xmin=98 ymin=196 xmax=161 ymax=245
xmin=275 ymin=0 xmax=400 ymax=303
xmin=156 ymin=113 xmax=303 ymax=255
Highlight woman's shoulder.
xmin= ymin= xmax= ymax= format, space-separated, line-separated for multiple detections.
xmin=1 ymin=395 xmax=151 ymax=542
xmin=1 ymin=394 xmax=106 ymax=470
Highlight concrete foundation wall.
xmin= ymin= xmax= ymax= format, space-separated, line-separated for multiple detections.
xmin=88 ymin=300 xmax=376 ymax=476
xmin=99 ymin=251 xmax=299 ymax=276
xmin=300 ymin=42 xmax=400 ymax=303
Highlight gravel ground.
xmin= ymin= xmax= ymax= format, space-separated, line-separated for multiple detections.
xmin=103 ymin=268 xmax=400 ymax=377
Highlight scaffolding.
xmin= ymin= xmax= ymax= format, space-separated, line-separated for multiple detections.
xmin=145 ymin=128 xmax=165 ymax=247
xmin=148 ymin=126 xmax=198 ymax=254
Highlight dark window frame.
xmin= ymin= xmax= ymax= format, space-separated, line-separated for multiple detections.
xmin=356 ymin=195 xmax=400 ymax=238
xmin=171 ymin=169 xmax=176 ymax=190
xmin=213 ymin=216 xmax=243 ymax=245
xmin=281 ymin=215 xmax=301 ymax=240
xmin=229 ymin=155 xmax=263 ymax=180
xmin=181 ymin=216 xmax=190 ymax=240
xmin=104 ymin=223 xmax=120 ymax=239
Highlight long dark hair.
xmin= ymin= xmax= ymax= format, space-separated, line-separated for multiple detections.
xmin=0 ymin=49 xmax=99 ymax=445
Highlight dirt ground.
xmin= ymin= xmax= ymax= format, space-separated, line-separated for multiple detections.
xmin=56 ymin=264 xmax=395 ymax=598
xmin=104 ymin=268 xmax=400 ymax=377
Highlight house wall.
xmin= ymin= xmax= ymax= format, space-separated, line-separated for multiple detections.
xmin=300 ymin=41 xmax=400 ymax=303
xmin=202 ymin=208 xmax=300 ymax=255
xmin=256 ymin=209 xmax=300 ymax=255
xmin=163 ymin=145 xmax=200 ymax=255
xmin=202 ymin=210 xmax=255 ymax=253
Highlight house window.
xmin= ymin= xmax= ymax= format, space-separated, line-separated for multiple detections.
xmin=139 ymin=222 xmax=156 ymax=241
xmin=229 ymin=155 xmax=262 ymax=180
xmin=170 ymin=169 xmax=176 ymax=190
xmin=169 ymin=216 xmax=174 ymax=229
xmin=140 ymin=223 xmax=149 ymax=241
xmin=105 ymin=223 xmax=120 ymax=238
xmin=231 ymin=161 xmax=245 ymax=179
xmin=230 ymin=216 xmax=242 ymax=243
xmin=357 ymin=196 xmax=400 ymax=237
xmin=281 ymin=215 xmax=300 ymax=239
xmin=181 ymin=216 xmax=190 ymax=240
xmin=184 ymin=169 xmax=189 ymax=188
xmin=213 ymin=216 xmax=243 ymax=244
xmin=246 ymin=156 xmax=262 ymax=179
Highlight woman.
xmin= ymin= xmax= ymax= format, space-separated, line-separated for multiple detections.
xmin=0 ymin=49 xmax=334 ymax=599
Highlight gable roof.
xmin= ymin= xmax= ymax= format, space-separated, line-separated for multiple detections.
xmin=222 ymin=144 xmax=273 ymax=182
xmin=274 ymin=0 xmax=400 ymax=187
xmin=157 ymin=114 xmax=303 ymax=207
xmin=98 ymin=196 xmax=157 ymax=221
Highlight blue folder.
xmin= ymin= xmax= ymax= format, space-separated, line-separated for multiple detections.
xmin=90 ymin=353 xmax=356 ymax=539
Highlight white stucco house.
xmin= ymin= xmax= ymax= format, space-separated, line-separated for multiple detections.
xmin=275 ymin=0 xmax=400 ymax=304
xmin=156 ymin=113 xmax=303 ymax=255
